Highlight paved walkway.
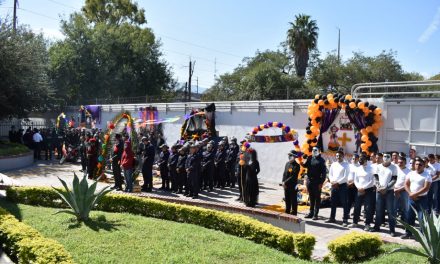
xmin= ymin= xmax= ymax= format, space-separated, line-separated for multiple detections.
xmin=1 ymin=160 xmax=419 ymax=259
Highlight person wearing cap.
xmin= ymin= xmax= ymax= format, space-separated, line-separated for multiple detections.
xmin=176 ymin=147 xmax=188 ymax=194
xmin=86 ymin=136 xmax=98 ymax=179
xmin=140 ymin=137 xmax=155 ymax=192
xmin=327 ymin=150 xmax=350 ymax=226
xmin=201 ymin=143 xmax=216 ymax=191
xmin=373 ymin=152 xmax=398 ymax=236
xmin=158 ymin=144 xmax=170 ymax=190
xmin=168 ymin=145 xmax=179 ymax=193
xmin=282 ymin=150 xmax=301 ymax=215
xmin=303 ymin=147 xmax=327 ymax=220
xmin=215 ymin=141 xmax=227 ymax=188
xmin=185 ymin=144 xmax=201 ymax=198
xmin=110 ymin=134 xmax=124 ymax=191
xmin=226 ymin=138 xmax=239 ymax=188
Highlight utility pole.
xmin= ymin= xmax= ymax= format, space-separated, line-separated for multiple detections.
xmin=13 ymin=0 xmax=18 ymax=32
xmin=188 ymin=59 xmax=195 ymax=102
xmin=214 ymin=57 xmax=217 ymax=79
xmin=196 ymin=77 xmax=199 ymax=94
xmin=337 ymin=27 xmax=341 ymax=63
xmin=184 ymin=82 xmax=188 ymax=102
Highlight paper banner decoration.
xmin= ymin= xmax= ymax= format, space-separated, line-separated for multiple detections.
xmin=84 ymin=105 xmax=102 ymax=124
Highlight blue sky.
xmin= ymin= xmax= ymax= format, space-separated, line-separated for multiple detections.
xmin=1 ymin=0 xmax=439 ymax=92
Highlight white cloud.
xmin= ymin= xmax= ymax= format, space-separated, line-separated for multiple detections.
xmin=418 ymin=6 xmax=440 ymax=43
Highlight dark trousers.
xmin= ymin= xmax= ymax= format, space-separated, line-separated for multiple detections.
xmin=228 ymin=164 xmax=236 ymax=187
xmin=347 ymin=184 xmax=358 ymax=213
xmin=307 ymin=182 xmax=321 ymax=217
xmin=81 ymin=155 xmax=87 ymax=171
xmin=353 ymin=187 xmax=375 ymax=225
xmin=284 ymin=186 xmax=298 ymax=215
xmin=428 ymin=181 xmax=439 ymax=214
xmin=142 ymin=166 xmax=153 ymax=190
xmin=160 ymin=167 xmax=170 ymax=189
xmin=33 ymin=142 xmax=41 ymax=160
xmin=113 ymin=159 xmax=123 ymax=188
xmin=330 ymin=183 xmax=349 ymax=221
xmin=187 ymin=172 xmax=200 ymax=196
xmin=169 ymin=168 xmax=177 ymax=191
xmin=215 ymin=165 xmax=225 ymax=188
xmin=177 ymin=170 xmax=186 ymax=192
xmin=374 ymin=190 xmax=396 ymax=232
xmin=406 ymin=195 xmax=429 ymax=235
xmin=202 ymin=165 xmax=214 ymax=190
xmin=87 ymin=158 xmax=97 ymax=179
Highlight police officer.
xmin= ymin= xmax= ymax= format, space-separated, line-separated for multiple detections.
xmin=303 ymin=147 xmax=327 ymax=220
xmin=176 ymin=147 xmax=188 ymax=194
xmin=201 ymin=143 xmax=215 ymax=191
xmin=158 ymin=144 xmax=170 ymax=190
xmin=215 ymin=141 xmax=227 ymax=188
xmin=186 ymin=144 xmax=201 ymax=198
xmin=282 ymin=150 xmax=301 ymax=215
xmin=168 ymin=145 xmax=179 ymax=193
xmin=226 ymin=137 xmax=239 ymax=188
xmin=140 ymin=137 xmax=155 ymax=192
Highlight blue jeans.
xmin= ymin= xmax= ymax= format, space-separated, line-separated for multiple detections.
xmin=330 ymin=183 xmax=349 ymax=221
xmin=353 ymin=187 xmax=375 ymax=225
xmin=124 ymin=168 xmax=133 ymax=192
xmin=428 ymin=181 xmax=439 ymax=214
xmin=406 ymin=195 xmax=429 ymax=236
xmin=394 ymin=190 xmax=409 ymax=223
xmin=374 ymin=190 xmax=396 ymax=232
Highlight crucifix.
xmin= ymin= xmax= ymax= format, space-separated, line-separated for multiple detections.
xmin=338 ymin=132 xmax=352 ymax=147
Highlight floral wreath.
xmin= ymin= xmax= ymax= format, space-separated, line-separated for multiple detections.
xmin=303 ymin=93 xmax=382 ymax=156
xmin=239 ymin=121 xmax=304 ymax=178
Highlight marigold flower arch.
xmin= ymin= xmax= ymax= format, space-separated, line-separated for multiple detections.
xmin=302 ymin=93 xmax=383 ymax=156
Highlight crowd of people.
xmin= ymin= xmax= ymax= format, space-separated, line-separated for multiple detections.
xmin=295 ymin=146 xmax=437 ymax=240
xmin=9 ymin=125 xmax=435 ymax=238
xmin=109 ymin=134 xmax=260 ymax=207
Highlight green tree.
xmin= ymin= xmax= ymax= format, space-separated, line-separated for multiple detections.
xmin=0 ymin=20 xmax=55 ymax=119
xmin=49 ymin=0 xmax=174 ymax=104
xmin=202 ymin=50 xmax=306 ymax=101
xmin=287 ymin=14 xmax=318 ymax=78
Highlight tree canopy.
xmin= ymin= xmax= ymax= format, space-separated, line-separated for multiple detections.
xmin=49 ymin=0 xmax=174 ymax=104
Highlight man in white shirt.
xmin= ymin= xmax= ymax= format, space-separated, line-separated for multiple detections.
xmin=326 ymin=150 xmax=350 ymax=226
xmin=32 ymin=128 xmax=43 ymax=160
xmin=391 ymin=152 xmax=399 ymax=166
xmin=401 ymin=157 xmax=432 ymax=239
xmin=349 ymin=154 xmax=376 ymax=231
xmin=347 ymin=154 xmax=360 ymax=215
xmin=427 ymin=154 xmax=440 ymax=215
xmin=393 ymin=156 xmax=410 ymax=223
xmin=373 ymin=153 xmax=398 ymax=236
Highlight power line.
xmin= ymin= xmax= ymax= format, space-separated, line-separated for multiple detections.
xmin=46 ymin=0 xmax=77 ymax=10
xmin=163 ymin=49 xmax=236 ymax=67
xmin=18 ymin=7 xmax=59 ymax=21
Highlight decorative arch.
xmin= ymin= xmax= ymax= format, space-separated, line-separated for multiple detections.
xmin=240 ymin=121 xmax=304 ymax=177
xmin=302 ymin=93 xmax=383 ymax=156
xmin=95 ymin=111 xmax=137 ymax=179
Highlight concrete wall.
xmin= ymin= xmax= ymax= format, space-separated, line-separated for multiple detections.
xmin=0 ymin=152 xmax=33 ymax=172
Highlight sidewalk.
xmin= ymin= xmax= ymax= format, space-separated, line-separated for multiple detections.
xmin=1 ymin=160 xmax=420 ymax=259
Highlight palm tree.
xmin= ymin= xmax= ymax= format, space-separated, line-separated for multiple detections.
xmin=287 ymin=14 xmax=319 ymax=78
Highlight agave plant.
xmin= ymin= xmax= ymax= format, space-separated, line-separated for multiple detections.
xmin=53 ymin=173 xmax=111 ymax=222
xmin=392 ymin=208 xmax=440 ymax=264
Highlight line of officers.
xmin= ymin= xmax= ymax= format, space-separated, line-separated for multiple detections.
xmin=110 ymin=135 xmax=246 ymax=200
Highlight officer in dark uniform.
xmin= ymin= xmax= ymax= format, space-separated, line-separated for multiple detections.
xmin=176 ymin=147 xmax=188 ymax=194
xmin=110 ymin=133 xmax=124 ymax=191
xmin=158 ymin=144 xmax=170 ymax=190
xmin=226 ymin=137 xmax=239 ymax=188
xmin=185 ymin=144 xmax=201 ymax=198
xmin=282 ymin=150 xmax=301 ymax=215
xmin=168 ymin=145 xmax=179 ymax=193
xmin=303 ymin=147 xmax=327 ymax=220
xmin=214 ymin=141 xmax=227 ymax=188
xmin=235 ymin=140 xmax=246 ymax=201
xmin=201 ymin=142 xmax=215 ymax=191
xmin=139 ymin=137 xmax=155 ymax=192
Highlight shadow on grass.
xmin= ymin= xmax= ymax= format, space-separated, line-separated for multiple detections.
xmin=0 ymin=197 xmax=22 ymax=220
xmin=67 ymin=215 xmax=123 ymax=232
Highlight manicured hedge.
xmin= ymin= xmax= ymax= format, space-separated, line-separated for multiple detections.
xmin=327 ymin=231 xmax=383 ymax=263
xmin=0 ymin=207 xmax=74 ymax=264
xmin=6 ymin=186 xmax=316 ymax=260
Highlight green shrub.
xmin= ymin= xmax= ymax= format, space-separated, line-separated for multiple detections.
xmin=0 ymin=207 xmax=74 ymax=263
xmin=0 ymin=142 xmax=30 ymax=157
xmin=327 ymin=231 xmax=383 ymax=263
xmin=6 ymin=186 xmax=316 ymax=260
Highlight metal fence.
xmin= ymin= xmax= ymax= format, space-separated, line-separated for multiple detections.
xmin=351 ymin=80 xmax=440 ymax=99
xmin=0 ymin=119 xmax=50 ymax=138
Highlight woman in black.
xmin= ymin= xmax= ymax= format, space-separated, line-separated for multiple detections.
xmin=244 ymin=149 xmax=260 ymax=207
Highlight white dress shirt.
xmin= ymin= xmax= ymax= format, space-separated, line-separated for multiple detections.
xmin=329 ymin=160 xmax=350 ymax=184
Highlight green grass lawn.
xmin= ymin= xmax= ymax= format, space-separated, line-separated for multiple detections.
xmin=0 ymin=198 xmax=427 ymax=264
xmin=0 ymin=141 xmax=30 ymax=157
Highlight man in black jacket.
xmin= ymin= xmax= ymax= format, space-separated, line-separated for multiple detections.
xmin=282 ymin=150 xmax=301 ymax=215
xmin=158 ymin=144 xmax=170 ymax=190
xmin=168 ymin=145 xmax=179 ymax=193
xmin=186 ymin=144 xmax=201 ymax=198
xmin=214 ymin=141 xmax=227 ymax=188
xmin=201 ymin=143 xmax=215 ymax=191
xmin=226 ymin=137 xmax=239 ymax=188
xmin=176 ymin=147 xmax=188 ymax=194
xmin=303 ymin=147 xmax=327 ymax=220
xmin=140 ymin=137 xmax=155 ymax=192
xmin=110 ymin=133 xmax=124 ymax=191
